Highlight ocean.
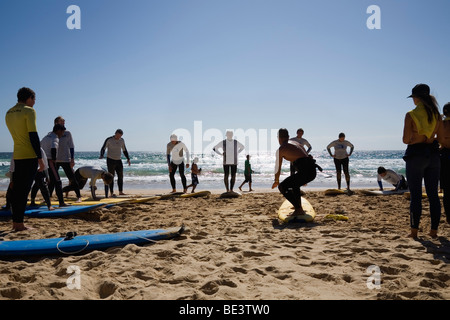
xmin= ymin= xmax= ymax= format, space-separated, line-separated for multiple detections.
xmin=0 ymin=150 xmax=407 ymax=192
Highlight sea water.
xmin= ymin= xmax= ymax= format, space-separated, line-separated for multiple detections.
xmin=0 ymin=150 xmax=407 ymax=191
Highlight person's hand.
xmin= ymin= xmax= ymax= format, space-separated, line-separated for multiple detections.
xmin=38 ymin=158 xmax=45 ymax=172
xmin=127 ymin=159 xmax=131 ymax=166
xmin=272 ymin=181 xmax=279 ymax=189
xmin=186 ymin=164 xmax=190 ymax=169
xmin=168 ymin=165 xmax=172 ymax=173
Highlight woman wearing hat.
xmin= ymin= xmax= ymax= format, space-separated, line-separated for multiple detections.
xmin=403 ymin=84 xmax=442 ymax=239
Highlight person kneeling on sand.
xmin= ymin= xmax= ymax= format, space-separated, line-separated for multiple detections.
xmin=63 ymin=166 xmax=114 ymax=201
xmin=272 ymin=128 xmax=322 ymax=216
xmin=377 ymin=167 xmax=408 ymax=191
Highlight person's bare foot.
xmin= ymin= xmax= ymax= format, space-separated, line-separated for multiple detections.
xmin=429 ymin=229 xmax=438 ymax=239
xmin=119 ymin=192 xmax=126 ymax=196
xmin=12 ymin=222 xmax=33 ymax=232
xmin=408 ymin=228 xmax=419 ymax=239
xmin=291 ymin=207 xmax=306 ymax=216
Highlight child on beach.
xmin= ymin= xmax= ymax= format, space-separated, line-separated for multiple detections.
xmin=186 ymin=157 xmax=201 ymax=193
xmin=239 ymin=155 xmax=254 ymax=192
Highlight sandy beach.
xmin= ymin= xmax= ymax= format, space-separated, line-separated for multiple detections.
xmin=0 ymin=187 xmax=448 ymax=301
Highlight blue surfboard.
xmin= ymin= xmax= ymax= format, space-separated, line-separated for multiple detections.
xmin=0 ymin=226 xmax=184 ymax=256
xmin=0 ymin=203 xmax=106 ymax=218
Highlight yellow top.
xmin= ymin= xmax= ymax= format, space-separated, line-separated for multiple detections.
xmin=408 ymin=102 xmax=438 ymax=139
xmin=5 ymin=103 xmax=38 ymax=159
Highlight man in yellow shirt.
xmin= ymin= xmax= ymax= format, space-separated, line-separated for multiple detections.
xmin=5 ymin=87 xmax=45 ymax=231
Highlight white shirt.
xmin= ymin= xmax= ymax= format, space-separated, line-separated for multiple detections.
xmin=40 ymin=132 xmax=60 ymax=160
xmin=56 ymin=130 xmax=75 ymax=162
xmin=213 ymin=139 xmax=245 ymax=165
xmin=167 ymin=141 xmax=190 ymax=165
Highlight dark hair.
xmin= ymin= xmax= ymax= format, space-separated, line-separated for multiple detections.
xmin=17 ymin=87 xmax=35 ymax=102
xmin=115 ymin=129 xmax=123 ymax=135
xmin=297 ymin=128 xmax=304 ymax=134
xmin=377 ymin=167 xmax=386 ymax=174
xmin=54 ymin=116 xmax=64 ymax=125
xmin=339 ymin=132 xmax=345 ymax=138
xmin=443 ymin=103 xmax=450 ymax=117
xmin=102 ymin=172 xmax=114 ymax=185
xmin=53 ymin=124 xmax=66 ymax=133
xmin=278 ymin=128 xmax=289 ymax=139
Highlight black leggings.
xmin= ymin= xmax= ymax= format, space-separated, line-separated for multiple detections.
xmin=30 ymin=171 xmax=51 ymax=207
xmin=440 ymin=149 xmax=450 ymax=221
xmin=169 ymin=162 xmax=187 ymax=190
xmin=224 ymin=165 xmax=237 ymax=191
xmin=278 ymin=158 xmax=317 ymax=209
xmin=10 ymin=158 xmax=38 ymax=223
xmin=107 ymin=158 xmax=124 ymax=193
xmin=333 ymin=157 xmax=350 ymax=189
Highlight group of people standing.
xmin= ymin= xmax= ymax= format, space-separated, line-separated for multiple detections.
xmin=4 ymin=87 xmax=131 ymax=231
xmin=5 ymin=84 xmax=450 ymax=238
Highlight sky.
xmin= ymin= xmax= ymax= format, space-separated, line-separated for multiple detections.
xmin=1 ymin=0 xmax=450 ymax=154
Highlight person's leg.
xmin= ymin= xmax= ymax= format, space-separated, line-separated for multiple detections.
xmin=106 ymin=158 xmax=116 ymax=195
xmin=440 ymin=152 xmax=450 ymax=223
xmin=333 ymin=158 xmax=342 ymax=189
xmin=115 ymin=160 xmax=125 ymax=194
xmin=48 ymin=161 xmax=66 ymax=206
xmin=223 ymin=165 xmax=230 ymax=192
xmin=405 ymin=155 xmax=426 ymax=237
xmin=11 ymin=158 xmax=38 ymax=230
xmin=169 ymin=162 xmax=177 ymax=191
xmin=61 ymin=162 xmax=81 ymax=198
xmin=424 ymin=153 xmax=441 ymax=236
xmin=342 ymin=157 xmax=351 ymax=190
xmin=178 ymin=163 xmax=187 ymax=191
xmin=230 ymin=165 xmax=237 ymax=191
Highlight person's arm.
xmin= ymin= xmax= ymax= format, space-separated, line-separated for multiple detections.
xmin=305 ymin=140 xmax=312 ymax=154
xmin=403 ymin=113 xmax=414 ymax=145
xmin=326 ymin=142 xmax=334 ymax=157
xmin=377 ymin=174 xmax=383 ymax=190
xmin=183 ymin=143 xmax=190 ymax=168
xmin=29 ymin=132 xmax=45 ymax=172
xmin=213 ymin=141 xmax=223 ymax=156
xmin=272 ymin=149 xmax=283 ymax=189
xmin=348 ymin=142 xmax=354 ymax=157
xmin=99 ymin=137 xmax=109 ymax=159
xmin=122 ymin=140 xmax=131 ymax=166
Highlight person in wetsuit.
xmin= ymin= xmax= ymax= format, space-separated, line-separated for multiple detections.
xmin=272 ymin=128 xmax=321 ymax=216
xmin=99 ymin=129 xmax=131 ymax=197
xmin=5 ymin=87 xmax=45 ymax=231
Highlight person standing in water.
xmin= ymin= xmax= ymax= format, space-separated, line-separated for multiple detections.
xmin=403 ymin=84 xmax=441 ymax=239
xmin=327 ymin=133 xmax=354 ymax=191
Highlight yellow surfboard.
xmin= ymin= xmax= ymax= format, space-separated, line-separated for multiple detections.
xmin=277 ymin=197 xmax=316 ymax=223
xmin=34 ymin=197 xmax=133 ymax=207
xmin=180 ymin=191 xmax=211 ymax=198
